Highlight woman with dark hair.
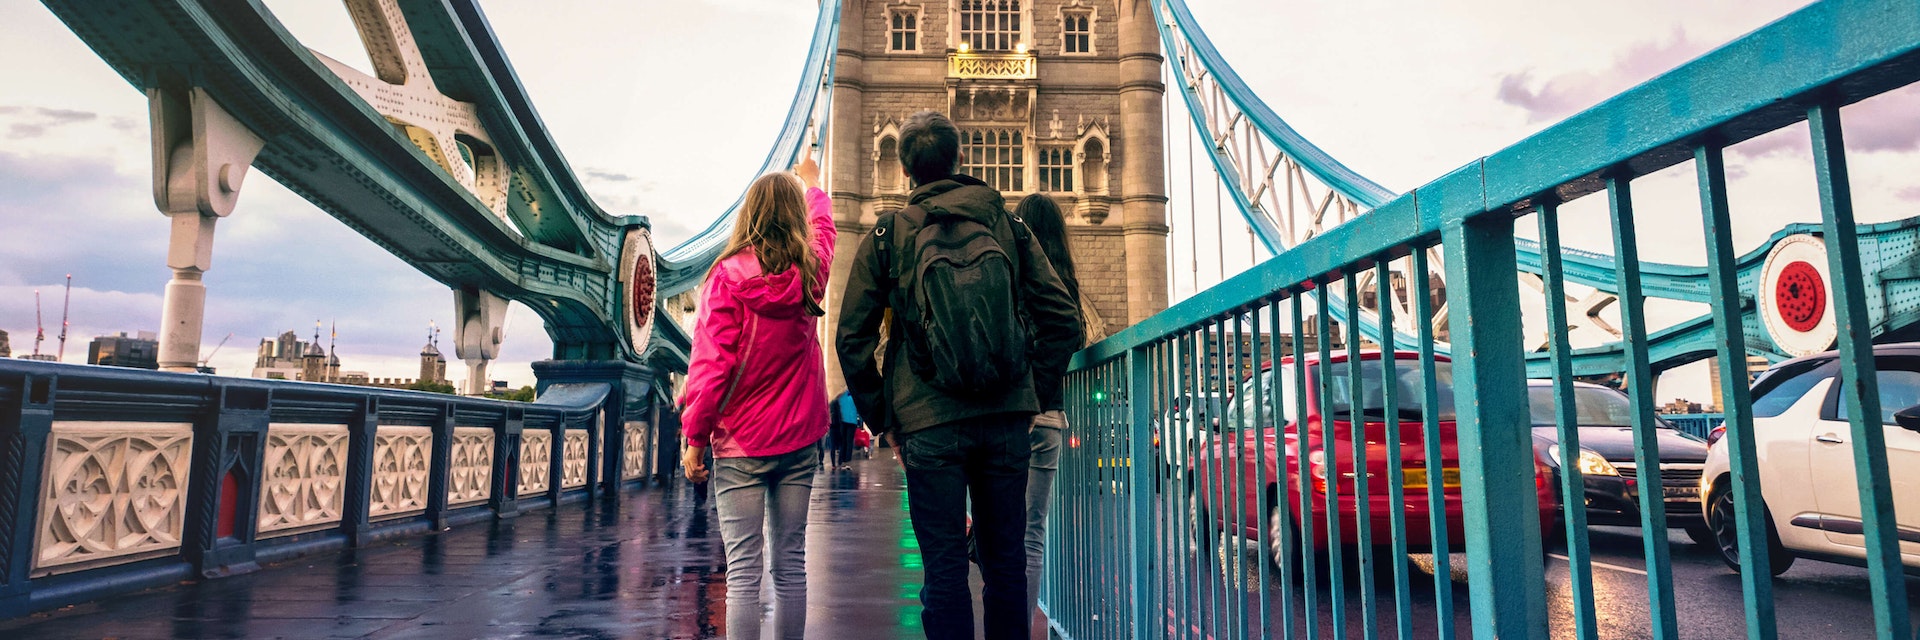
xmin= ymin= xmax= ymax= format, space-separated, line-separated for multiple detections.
xmin=1009 ymin=193 xmax=1092 ymax=624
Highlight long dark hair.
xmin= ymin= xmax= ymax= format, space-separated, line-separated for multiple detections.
xmin=1014 ymin=194 xmax=1079 ymax=304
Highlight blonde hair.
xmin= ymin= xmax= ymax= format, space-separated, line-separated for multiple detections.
xmin=714 ymin=172 xmax=824 ymax=316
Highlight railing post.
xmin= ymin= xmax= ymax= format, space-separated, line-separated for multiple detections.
xmin=1439 ymin=201 xmax=1548 ymax=638
xmin=601 ymin=401 xmax=624 ymax=496
xmin=546 ymin=420 xmax=565 ymax=506
xmin=340 ymin=396 xmax=378 ymax=546
xmin=424 ymin=402 xmax=455 ymax=530
xmin=0 ymin=374 xmax=54 ymax=618
xmin=183 ymin=379 xmax=269 ymax=578
xmin=491 ymin=407 xmax=522 ymax=519
xmin=1127 ymin=346 xmax=1155 ymax=640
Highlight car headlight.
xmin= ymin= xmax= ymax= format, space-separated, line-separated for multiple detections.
xmin=1547 ymin=445 xmax=1619 ymax=477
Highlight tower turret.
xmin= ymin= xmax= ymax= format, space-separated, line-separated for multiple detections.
xmin=301 ymin=322 xmax=327 ymax=382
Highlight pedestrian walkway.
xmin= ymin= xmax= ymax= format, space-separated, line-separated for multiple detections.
xmin=0 ymin=457 xmax=929 ymax=639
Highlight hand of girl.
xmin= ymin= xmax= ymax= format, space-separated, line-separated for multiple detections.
xmin=682 ymin=445 xmax=710 ymax=483
xmin=794 ymin=148 xmax=822 ymax=190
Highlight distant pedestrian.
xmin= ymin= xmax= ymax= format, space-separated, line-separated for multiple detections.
xmin=678 ymin=148 xmax=835 ymax=640
xmin=837 ymin=110 xmax=1082 ymax=640
xmin=831 ymin=390 xmax=860 ymax=469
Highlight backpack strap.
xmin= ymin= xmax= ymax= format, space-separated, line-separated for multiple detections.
xmin=873 ymin=211 xmax=895 ymax=285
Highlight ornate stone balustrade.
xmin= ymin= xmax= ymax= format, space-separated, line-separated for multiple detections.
xmin=0 ymin=358 xmax=660 ymax=619
xmin=561 ymin=430 xmax=590 ymax=489
xmin=33 ymin=422 xmax=193 ymax=575
xmin=368 ymin=426 xmax=432 ymax=519
xmin=948 ymin=52 xmax=1037 ymax=80
xmin=623 ymin=422 xmax=648 ymax=480
xmin=518 ymin=430 xmax=552 ymax=496
xmin=446 ymin=427 xmax=493 ymax=507
xmin=257 ymin=424 xmax=348 ymax=536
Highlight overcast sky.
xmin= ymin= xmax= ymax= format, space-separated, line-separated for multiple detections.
xmin=4 ymin=0 xmax=1914 ymax=401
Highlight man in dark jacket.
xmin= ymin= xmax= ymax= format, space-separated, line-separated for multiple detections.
xmin=836 ymin=110 xmax=1082 ymax=640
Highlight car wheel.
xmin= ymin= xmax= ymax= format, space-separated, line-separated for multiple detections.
xmin=1266 ymin=501 xmax=1287 ymax=570
xmin=1683 ymin=522 xmax=1715 ymax=547
xmin=1187 ymin=485 xmax=1213 ymax=543
xmin=1708 ymin=485 xmax=1793 ymax=576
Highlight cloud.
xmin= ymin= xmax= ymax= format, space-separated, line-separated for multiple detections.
xmin=585 ymin=169 xmax=634 ymax=182
xmin=0 ymin=105 xmax=101 ymax=139
xmin=1497 ymin=27 xmax=1710 ymax=123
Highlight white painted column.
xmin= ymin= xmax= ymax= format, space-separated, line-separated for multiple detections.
xmin=150 ymin=87 xmax=263 ymax=372
xmin=454 ymin=287 xmax=509 ymax=395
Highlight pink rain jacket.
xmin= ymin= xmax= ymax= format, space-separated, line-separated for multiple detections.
xmin=679 ymin=186 xmax=834 ymax=458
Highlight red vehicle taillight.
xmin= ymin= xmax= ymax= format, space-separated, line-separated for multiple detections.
xmin=1309 ymin=450 xmax=1328 ymax=494
xmin=1707 ymin=425 xmax=1725 ymax=446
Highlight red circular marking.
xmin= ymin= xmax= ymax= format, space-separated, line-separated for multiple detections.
xmin=630 ymin=259 xmax=655 ymax=331
xmin=1774 ymin=260 xmax=1825 ymax=332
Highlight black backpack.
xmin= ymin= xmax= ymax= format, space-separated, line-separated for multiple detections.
xmin=876 ymin=204 xmax=1032 ymax=395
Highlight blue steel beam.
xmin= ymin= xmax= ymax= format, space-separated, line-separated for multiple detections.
xmin=656 ymin=1 xmax=840 ymax=299
xmin=1153 ymin=0 xmax=1920 ymax=377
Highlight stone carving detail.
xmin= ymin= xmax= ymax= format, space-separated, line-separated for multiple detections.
xmin=519 ymin=430 xmax=552 ymax=497
xmin=447 ymin=427 xmax=494 ymax=507
xmin=561 ymin=430 xmax=590 ymax=489
xmin=948 ymin=52 xmax=1037 ymax=80
xmin=368 ymin=426 xmax=432 ymax=519
xmin=623 ymin=422 xmax=649 ymax=480
xmin=258 ymin=424 xmax=349 ymax=536
xmin=34 ymin=422 xmax=193 ymax=573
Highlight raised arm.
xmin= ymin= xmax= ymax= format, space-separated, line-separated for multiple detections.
xmin=795 ymin=148 xmax=836 ymax=287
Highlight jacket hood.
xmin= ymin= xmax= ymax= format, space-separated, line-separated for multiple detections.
xmin=908 ymin=174 xmax=1006 ymax=223
xmin=724 ymin=251 xmax=820 ymax=319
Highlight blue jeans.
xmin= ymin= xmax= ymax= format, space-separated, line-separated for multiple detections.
xmin=1025 ymin=424 xmax=1062 ymax=615
xmin=902 ymin=416 xmax=1031 ymax=640
xmin=713 ymin=442 xmax=818 ymax=640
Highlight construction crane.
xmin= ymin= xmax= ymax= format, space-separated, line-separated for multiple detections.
xmin=32 ymin=289 xmax=44 ymax=357
xmin=56 ymin=274 xmax=71 ymax=362
xmin=197 ymin=332 xmax=232 ymax=374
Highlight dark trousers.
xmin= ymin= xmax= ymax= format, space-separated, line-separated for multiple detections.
xmin=831 ymin=419 xmax=857 ymax=466
xmin=901 ymin=415 xmax=1032 ymax=640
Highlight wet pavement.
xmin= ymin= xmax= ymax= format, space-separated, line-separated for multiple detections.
xmin=0 ymin=456 xmax=931 ymax=639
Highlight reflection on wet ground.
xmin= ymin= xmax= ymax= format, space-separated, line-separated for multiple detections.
xmin=1 ymin=456 xmax=928 ymax=639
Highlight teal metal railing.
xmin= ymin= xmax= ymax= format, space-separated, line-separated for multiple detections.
xmin=1042 ymin=1 xmax=1920 ymax=638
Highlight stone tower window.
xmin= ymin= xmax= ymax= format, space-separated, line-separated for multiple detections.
xmin=958 ymin=1 xmax=1024 ymax=53
xmin=888 ymin=7 xmax=920 ymax=52
xmin=963 ymin=128 xmax=1025 ymax=193
xmin=876 ymin=135 xmax=903 ymax=192
xmin=1062 ymin=10 xmax=1092 ymax=54
xmin=1080 ymin=137 xmax=1107 ymax=193
xmin=1038 ymin=146 xmax=1074 ymax=192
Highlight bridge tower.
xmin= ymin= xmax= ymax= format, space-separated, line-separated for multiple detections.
xmin=825 ymin=0 xmax=1169 ymax=394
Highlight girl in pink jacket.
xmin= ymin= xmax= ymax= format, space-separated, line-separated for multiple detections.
xmin=678 ymin=150 xmax=833 ymax=640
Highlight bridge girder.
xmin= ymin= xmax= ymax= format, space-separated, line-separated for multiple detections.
xmin=41 ymin=0 xmax=683 ymax=369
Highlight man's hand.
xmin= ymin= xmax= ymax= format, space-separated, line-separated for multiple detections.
xmin=682 ymin=444 xmax=710 ymax=483
xmin=794 ymin=147 xmax=822 ymax=191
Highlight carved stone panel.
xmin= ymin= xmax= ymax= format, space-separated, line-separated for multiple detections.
xmin=560 ymin=430 xmax=590 ymax=489
xmin=368 ymin=426 xmax=432 ymax=519
xmin=446 ymin=427 xmax=494 ymax=507
xmin=623 ymin=421 xmax=649 ymax=480
xmin=34 ymin=421 xmax=194 ymax=574
xmin=518 ymin=430 xmax=552 ymax=497
xmin=258 ymin=423 xmax=349 ymax=536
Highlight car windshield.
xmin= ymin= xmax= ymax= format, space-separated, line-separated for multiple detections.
xmin=1315 ymin=359 xmax=1457 ymax=422
xmin=1526 ymin=385 xmax=1655 ymax=428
